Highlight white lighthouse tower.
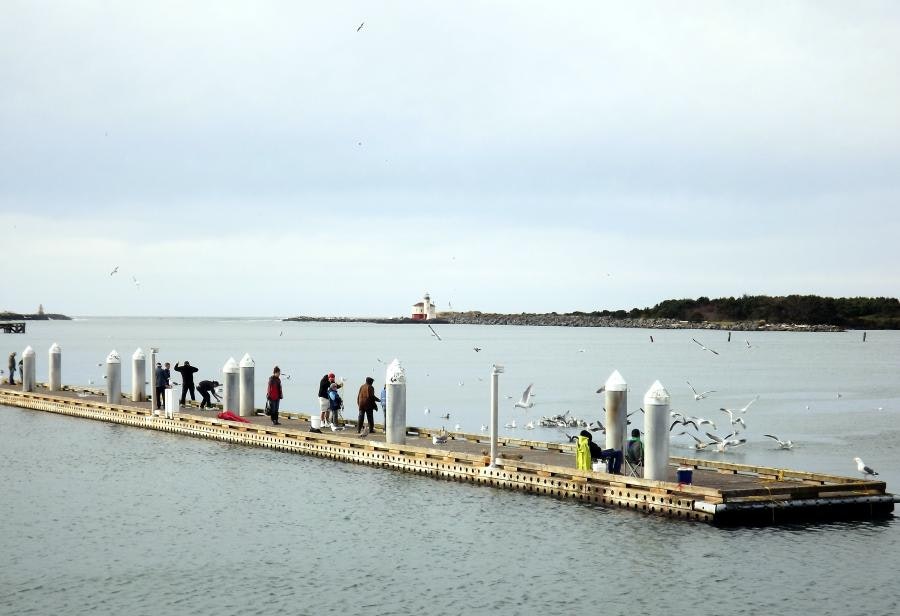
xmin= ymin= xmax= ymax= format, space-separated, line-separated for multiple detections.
xmin=411 ymin=292 xmax=436 ymax=321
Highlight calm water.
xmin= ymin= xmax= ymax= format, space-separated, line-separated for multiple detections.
xmin=1 ymin=318 xmax=898 ymax=615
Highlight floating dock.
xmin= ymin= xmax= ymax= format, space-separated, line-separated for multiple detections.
xmin=1 ymin=383 xmax=894 ymax=526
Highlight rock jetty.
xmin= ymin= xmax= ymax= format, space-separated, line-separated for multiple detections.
xmin=283 ymin=312 xmax=842 ymax=332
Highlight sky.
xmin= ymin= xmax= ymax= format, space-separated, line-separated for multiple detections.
xmin=2 ymin=1 xmax=899 ymax=317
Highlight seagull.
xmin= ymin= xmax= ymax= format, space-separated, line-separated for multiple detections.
xmin=692 ymin=338 xmax=719 ymax=355
xmin=588 ymin=420 xmax=605 ymax=433
xmin=687 ymin=381 xmax=716 ymax=400
xmin=439 ymin=413 xmax=450 ymax=420
xmin=480 ymin=424 xmax=487 ymax=432
xmin=279 ymin=331 xmax=283 ymax=337
xmin=721 ymin=395 xmax=759 ymax=415
xmin=454 ymin=423 xmax=461 ymax=432
xmin=359 ymin=426 xmax=369 ymax=438
xmin=514 ymin=384 xmax=535 ymax=409
xmin=764 ymin=434 xmax=793 ymax=449
xmin=131 ymin=275 xmax=140 ymax=287
xmin=524 ymin=420 xmax=535 ymax=430
xmin=649 ymin=335 xmax=654 ymax=343
xmin=109 ymin=266 xmax=119 ymax=276
xmin=577 ymin=349 xmax=586 ymax=353
xmin=671 ymin=418 xmax=699 ymax=432
xmin=745 ymin=339 xmax=754 ymax=349
xmin=424 ymin=407 xmax=430 ymax=415
xmin=473 ymin=346 xmax=482 ymax=352
xmin=595 ymin=385 xmax=606 ymax=394
xmin=505 ymin=419 xmax=517 ymax=429
xmin=356 ymin=21 xmax=365 ymax=31
xmin=706 ymin=432 xmax=747 ymax=452
xmin=719 ymin=408 xmax=746 ymax=432
xmin=427 ymin=324 xmax=442 ymax=340
xmin=563 ymin=432 xmax=578 ymax=443
xmin=854 ymin=457 xmax=878 ymax=477
xmin=688 ymin=434 xmax=713 ymax=450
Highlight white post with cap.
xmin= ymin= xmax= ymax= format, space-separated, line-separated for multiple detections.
xmin=22 ymin=346 xmax=36 ymax=392
xmin=604 ymin=369 xmax=628 ymax=453
xmin=239 ymin=353 xmax=255 ymax=417
xmin=385 ymin=359 xmax=407 ymax=445
xmin=106 ymin=350 xmax=121 ymax=404
xmin=643 ymin=380 xmax=671 ymax=481
xmin=131 ymin=348 xmax=145 ymax=402
xmin=48 ymin=343 xmax=62 ymax=392
xmin=223 ymin=357 xmax=239 ymax=413
xmin=490 ymin=364 xmax=504 ymax=467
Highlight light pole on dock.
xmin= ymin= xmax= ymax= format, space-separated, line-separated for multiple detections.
xmin=490 ymin=364 xmax=504 ymax=467
xmin=149 ymin=348 xmax=158 ymax=413
xmin=643 ymin=380 xmax=671 ymax=481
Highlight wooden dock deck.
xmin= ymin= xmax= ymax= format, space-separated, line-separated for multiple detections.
xmin=1 ymin=382 xmax=894 ymax=525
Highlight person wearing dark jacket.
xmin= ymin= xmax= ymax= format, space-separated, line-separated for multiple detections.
xmin=356 ymin=377 xmax=380 ymax=435
xmin=8 ymin=351 xmax=16 ymax=385
xmin=174 ymin=361 xmax=199 ymax=405
xmin=197 ymin=380 xmax=221 ymax=409
xmin=580 ymin=430 xmax=623 ymax=474
xmin=267 ymin=367 xmax=283 ymax=425
xmin=154 ymin=362 xmax=166 ymax=409
xmin=318 ymin=372 xmax=341 ymax=427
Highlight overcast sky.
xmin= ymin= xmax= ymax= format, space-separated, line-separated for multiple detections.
xmin=2 ymin=1 xmax=898 ymax=317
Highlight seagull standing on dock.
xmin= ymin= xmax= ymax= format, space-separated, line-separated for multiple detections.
xmin=854 ymin=457 xmax=879 ymax=477
xmin=687 ymin=381 xmax=716 ymax=400
xmin=514 ymin=384 xmax=535 ymax=409
xmin=691 ymin=338 xmax=719 ymax=355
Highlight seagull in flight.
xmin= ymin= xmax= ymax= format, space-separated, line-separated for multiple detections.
xmin=595 ymin=385 xmax=606 ymax=394
xmin=427 ymin=324 xmax=442 ymax=341
xmin=764 ymin=434 xmax=793 ymax=449
xmin=473 ymin=346 xmax=482 ymax=352
xmin=109 ymin=265 xmax=119 ymax=276
xmin=131 ymin=275 xmax=140 ymax=288
xmin=588 ymin=420 xmax=605 ymax=433
xmin=514 ymin=383 xmax=535 ymax=409
xmin=687 ymin=381 xmax=716 ymax=400
xmin=356 ymin=21 xmax=365 ymax=31
xmin=854 ymin=457 xmax=879 ymax=477
xmin=706 ymin=432 xmax=747 ymax=452
xmin=439 ymin=412 xmax=450 ymax=420
xmin=719 ymin=408 xmax=746 ymax=432
xmin=721 ymin=395 xmax=759 ymax=415
xmin=745 ymin=339 xmax=754 ymax=349
xmin=692 ymin=338 xmax=719 ymax=355
xmin=480 ymin=424 xmax=487 ymax=432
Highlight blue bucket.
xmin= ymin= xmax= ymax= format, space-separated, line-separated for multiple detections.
xmin=676 ymin=467 xmax=693 ymax=484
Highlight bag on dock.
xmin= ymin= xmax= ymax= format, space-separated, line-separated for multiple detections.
xmin=264 ymin=401 xmax=271 ymax=416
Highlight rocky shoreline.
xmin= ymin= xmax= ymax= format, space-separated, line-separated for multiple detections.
xmin=283 ymin=312 xmax=843 ymax=332
xmin=0 ymin=312 xmax=72 ymax=321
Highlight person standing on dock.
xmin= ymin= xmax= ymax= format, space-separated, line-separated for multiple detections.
xmin=154 ymin=362 xmax=166 ymax=409
xmin=174 ymin=361 xmax=199 ymax=406
xmin=197 ymin=380 xmax=221 ymax=409
xmin=318 ymin=372 xmax=341 ymax=426
xmin=327 ymin=382 xmax=343 ymax=428
xmin=7 ymin=351 xmax=15 ymax=385
xmin=356 ymin=377 xmax=380 ymax=435
xmin=267 ymin=367 xmax=283 ymax=425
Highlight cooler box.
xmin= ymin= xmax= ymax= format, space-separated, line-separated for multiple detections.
xmin=676 ymin=467 xmax=693 ymax=484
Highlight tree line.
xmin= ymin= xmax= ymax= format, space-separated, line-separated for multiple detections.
xmin=577 ymin=295 xmax=900 ymax=329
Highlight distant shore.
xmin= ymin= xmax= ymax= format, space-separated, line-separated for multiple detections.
xmin=283 ymin=312 xmax=843 ymax=332
xmin=0 ymin=312 xmax=71 ymax=321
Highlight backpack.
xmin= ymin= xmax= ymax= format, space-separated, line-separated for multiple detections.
xmin=329 ymin=391 xmax=342 ymax=411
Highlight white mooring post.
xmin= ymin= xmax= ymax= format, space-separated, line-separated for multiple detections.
xmin=131 ymin=348 xmax=145 ymax=402
xmin=604 ymin=369 xmax=627 ymax=453
xmin=385 ymin=359 xmax=407 ymax=445
xmin=48 ymin=343 xmax=62 ymax=392
xmin=22 ymin=346 xmax=36 ymax=392
xmin=490 ymin=364 xmax=504 ymax=467
xmin=106 ymin=350 xmax=121 ymax=404
xmin=643 ymin=380 xmax=671 ymax=481
xmin=223 ymin=357 xmax=239 ymax=413
xmin=239 ymin=353 xmax=255 ymax=417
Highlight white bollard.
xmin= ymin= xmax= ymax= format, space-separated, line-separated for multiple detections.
xmin=222 ymin=357 xmax=239 ymax=413
xmin=239 ymin=353 xmax=255 ymax=417
xmin=131 ymin=348 xmax=145 ymax=402
xmin=385 ymin=359 xmax=407 ymax=445
xmin=164 ymin=389 xmax=177 ymax=419
xmin=643 ymin=380 xmax=671 ymax=481
xmin=22 ymin=346 xmax=36 ymax=392
xmin=604 ymin=369 xmax=628 ymax=453
xmin=106 ymin=350 xmax=121 ymax=404
xmin=48 ymin=343 xmax=61 ymax=392
xmin=490 ymin=364 xmax=504 ymax=466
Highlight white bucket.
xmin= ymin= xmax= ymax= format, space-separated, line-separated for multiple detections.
xmin=592 ymin=460 xmax=604 ymax=472
xmin=310 ymin=415 xmax=322 ymax=430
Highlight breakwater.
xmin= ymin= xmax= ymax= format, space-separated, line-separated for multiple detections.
xmin=284 ymin=312 xmax=842 ymax=331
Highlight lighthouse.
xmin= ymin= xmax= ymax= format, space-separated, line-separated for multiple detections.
xmin=411 ymin=293 xmax=436 ymax=321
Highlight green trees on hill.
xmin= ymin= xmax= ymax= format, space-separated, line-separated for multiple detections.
xmin=590 ymin=295 xmax=900 ymax=329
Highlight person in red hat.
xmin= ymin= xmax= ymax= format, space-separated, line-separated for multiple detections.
xmin=318 ymin=372 xmax=342 ymax=427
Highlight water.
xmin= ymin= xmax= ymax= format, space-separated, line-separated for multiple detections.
xmin=1 ymin=319 xmax=898 ymax=615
